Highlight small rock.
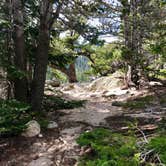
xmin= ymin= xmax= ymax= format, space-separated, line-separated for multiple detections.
xmin=104 ymin=89 xmax=129 ymax=97
xmin=63 ymin=84 xmax=75 ymax=91
xmin=104 ymin=94 xmax=117 ymax=99
xmin=149 ymin=81 xmax=163 ymax=86
xmin=38 ymin=134 xmax=43 ymax=138
xmin=61 ymin=126 xmax=82 ymax=135
xmin=46 ymin=80 xmax=60 ymax=87
xmin=28 ymin=157 xmax=53 ymax=166
xmin=22 ymin=120 xmax=41 ymax=137
xmin=47 ymin=121 xmax=58 ymax=129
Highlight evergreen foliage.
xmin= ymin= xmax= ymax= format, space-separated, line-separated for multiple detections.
xmin=77 ymin=128 xmax=139 ymax=166
xmin=147 ymin=136 xmax=166 ymax=164
xmin=0 ymin=99 xmax=31 ymax=136
xmin=43 ymin=95 xmax=86 ymax=111
xmin=77 ymin=128 xmax=166 ymax=166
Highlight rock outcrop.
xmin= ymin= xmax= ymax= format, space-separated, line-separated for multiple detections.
xmin=88 ymin=71 xmax=124 ymax=92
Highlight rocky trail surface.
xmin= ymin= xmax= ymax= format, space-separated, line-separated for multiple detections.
xmin=0 ymin=76 xmax=165 ymax=166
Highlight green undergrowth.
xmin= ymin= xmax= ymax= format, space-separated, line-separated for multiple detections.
xmin=0 ymin=99 xmax=51 ymax=136
xmin=146 ymin=136 xmax=166 ymax=164
xmin=29 ymin=111 xmax=49 ymax=129
xmin=77 ymin=128 xmax=166 ymax=166
xmin=0 ymin=99 xmax=31 ymax=136
xmin=77 ymin=128 xmax=139 ymax=166
xmin=112 ymin=95 xmax=156 ymax=109
xmin=0 ymin=96 xmax=85 ymax=137
xmin=43 ymin=95 xmax=86 ymax=111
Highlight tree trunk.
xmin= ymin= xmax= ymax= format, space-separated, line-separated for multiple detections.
xmin=50 ymin=62 xmax=78 ymax=83
xmin=27 ymin=61 xmax=33 ymax=102
xmin=4 ymin=0 xmax=14 ymax=99
xmin=123 ymin=0 xmax=141 ymax=88
xmin=31 ymin=31 xmax=49 ymax=111
xmin=31 ymin=1 xmax=51 ymax=112
xmin=31 ymin=0 xmax=62 ymax=111
xmin=123 ymin=1 xmax=132 ymax=88
xmin=67 ymin=63 xmax=77 ymax=83
xmin=13 ymin=0 xmax=27 ymax=102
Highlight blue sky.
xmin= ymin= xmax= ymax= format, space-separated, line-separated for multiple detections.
xmin=88 ymin=18 xmax=119 ymax=43
xmin=60 ymin=0 xmax=120 ymax=43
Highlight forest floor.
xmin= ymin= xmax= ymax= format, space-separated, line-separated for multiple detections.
xmin=0 ymin=80 xmax=166 ymax=166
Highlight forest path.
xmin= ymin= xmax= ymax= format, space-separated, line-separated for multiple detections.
xmin=0 ymin=83 xmax=165 ymax=166
xmin=59 ymin=83 xmax=128 ymax=127
xmin=51 ymin=83 xmax=165 ymax=166
xmin=58 ymin=83 xmax=156 ymax=128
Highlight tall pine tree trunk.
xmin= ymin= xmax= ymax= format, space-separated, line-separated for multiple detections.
xmin=31 ymin=0 xmax=51 ymax=111
xmin=123 ymin=0 xmax=140 ymax=88
xmin=31 ymin=1 xmax=62 ymax=111
xmin=3 ymin=0 xmax=14 ymax=99
xmin=123 ymin=0 xmax=133 ymax=88
xmin=67 ymin=63 xmax=77 ymax=83
xmin=13 ymin=0 xmax=27 ymax=102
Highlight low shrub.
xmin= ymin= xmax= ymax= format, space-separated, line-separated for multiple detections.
xmin=77 ymin=128 xmax=166 ymax=166
xmin=43 ymin=95 xmax=86 ymax=111
xmin=77 ymin=128 xmax=140 ymax=166
xmin=0 ymin=99 xmax=31 ymax=136
xmin=146 ymin=136 xmax=166 ymax=164
xmin=112 ymin=95 xmax=155 ymax=109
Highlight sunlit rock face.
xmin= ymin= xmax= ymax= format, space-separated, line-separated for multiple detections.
xmin=88 ymin=71 xmax=124 ymax=92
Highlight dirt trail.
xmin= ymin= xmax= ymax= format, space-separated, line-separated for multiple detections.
xmin=59 ymin=83 xmax=125 ymax=127
xmin=59 ymin=83 xmax=165 ymax=129
xmin=0 ymin=83 xmax=165 ymax=166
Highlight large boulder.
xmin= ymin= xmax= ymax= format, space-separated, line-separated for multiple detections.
xmin=88 ymin=71 xmax=124 ymax=92
xmin=22 ymin=120 xmax=41 ymax=137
